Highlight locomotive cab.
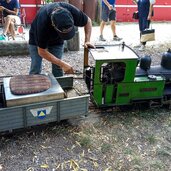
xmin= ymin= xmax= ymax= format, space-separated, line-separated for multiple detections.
xmin=84 ymin=44 xmax=139 ymax=107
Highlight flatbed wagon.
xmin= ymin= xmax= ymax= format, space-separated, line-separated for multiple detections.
xmin=0 ymin=75 xmax=89 ymax=133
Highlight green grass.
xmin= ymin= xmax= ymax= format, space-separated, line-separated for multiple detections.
xmin=146 ymin=134 xmax=157 ymax=144
xmin=101 ymin=142 xmax=112 ymax=153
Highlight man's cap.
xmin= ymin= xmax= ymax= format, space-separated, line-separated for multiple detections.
xmin=51 ymin=7 xmax=75 ymax=40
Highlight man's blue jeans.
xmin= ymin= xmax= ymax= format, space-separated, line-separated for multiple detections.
xmin=29 ymin=44 xmax=64 ymax=77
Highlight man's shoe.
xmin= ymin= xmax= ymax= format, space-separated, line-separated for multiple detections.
xmin=139 ymin=45 xmax=145 ymax=51
xmin=134 ymin=44 xmax=142 ymax=48
xmin=99 ymin=35 xmax=106 ymax=41
xmin=113 ymin=35 xmax=122 ymax=41
xmin=0 ymin=34 xmax=7 ymax=41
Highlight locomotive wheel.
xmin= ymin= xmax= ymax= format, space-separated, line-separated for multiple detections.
xmin=118 ymin=105 xmax=134 ymax=112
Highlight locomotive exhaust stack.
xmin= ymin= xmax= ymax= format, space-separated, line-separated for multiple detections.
xmin=161 ymin=48 xmax=171 ymax=70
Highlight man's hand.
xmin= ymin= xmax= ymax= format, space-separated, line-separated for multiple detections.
xmin=60 ymin=61 xmax=74 ymax=74
xmin=0 ymin=6 xmax=5 ymax=11
xmin=38 ymin=47 xmax=74 ymax=74
xmin=132 ymin=0 xmax=137 ymax=4
xmin=108 ymin=5 xmax=113 ymax=10
xmin=84 ymin=41 xmax=95 ymax=49
xmin=147 ymin=15 xmax=152 ymax=20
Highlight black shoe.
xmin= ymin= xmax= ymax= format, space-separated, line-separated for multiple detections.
xmin=99 ymin=35 xmax=106 ymax=41
xmin=113 ymin=35 xmax=122 ymax=41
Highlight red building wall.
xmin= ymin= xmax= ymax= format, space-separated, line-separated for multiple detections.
xmin=19 ymin=0 xmax=42 ymax=24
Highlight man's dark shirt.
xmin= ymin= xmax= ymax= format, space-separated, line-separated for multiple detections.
xmin=1 ymin=0 xmax=20 ymax=17
xmin=29 ymin=2 xmax=88 ymax=49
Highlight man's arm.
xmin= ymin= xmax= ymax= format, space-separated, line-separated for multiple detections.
xmin=0 ymin=6 xmax=19 ymax=15
xmin=148 ymin=4 xmax=153 ymax=20
xmin=38 ymin=47 xmax=74 ymax=74
xmin=148 ymin=0 xmax=155 ymax=20
xmin=103 ymin=0 xmax=114 ymax=10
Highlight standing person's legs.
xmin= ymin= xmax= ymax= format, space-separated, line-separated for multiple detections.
xmin=139 ymin=17 xmax=150 ymax=46
xmin=29 ymin=45 xmax=43 ymax=74
xmin=110 ymin=20 xmax=116 ymax=36
xmin=99 ymin=20 xmax=106 ymax=41
xmin=109 ymin=9 xmax=116 ymax=36
xmin=48 ymin=44 xmax=64 ymax=77
xmin=99 ymin=6 xmax=108 ymax=41
xmin=138 ymin=17 xmax=146 ymax=50
xmin=109 ymin=10 xmax=122 ymax=41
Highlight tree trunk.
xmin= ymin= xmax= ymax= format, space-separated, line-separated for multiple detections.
xmin=67 ymin=30 xmax=80 ymax=51
xmin=0 ymin=41 xmax=29 ymax=57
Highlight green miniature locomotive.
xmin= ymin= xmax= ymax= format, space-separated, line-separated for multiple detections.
xmin=84 ymin=44 xmax=171 ymax=108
